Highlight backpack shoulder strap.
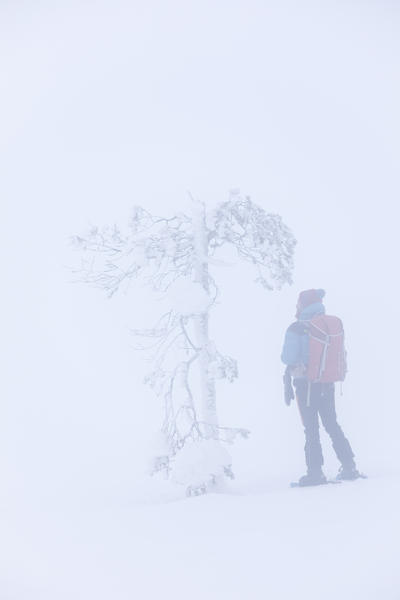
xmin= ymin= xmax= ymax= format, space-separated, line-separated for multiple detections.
xmin=309 ymin=315 xmax=344 ymax=338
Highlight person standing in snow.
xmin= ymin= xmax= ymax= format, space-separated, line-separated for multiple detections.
xmin=281 ymin=289 xmax=362 ymax=486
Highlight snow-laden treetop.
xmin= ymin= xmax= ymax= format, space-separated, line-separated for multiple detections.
xmin=73 ymin=193 xmax=296 ymax=298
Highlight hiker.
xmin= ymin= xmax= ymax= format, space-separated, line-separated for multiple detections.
xmin=281 ymin=289 xmax=362 ymax=486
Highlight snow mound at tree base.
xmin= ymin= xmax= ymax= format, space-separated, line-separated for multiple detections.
xmin=170 ymin=439 xmax=232 ymax=491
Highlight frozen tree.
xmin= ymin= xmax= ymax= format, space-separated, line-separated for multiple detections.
xmin=73 ymin=191 xmax=296 ymax=495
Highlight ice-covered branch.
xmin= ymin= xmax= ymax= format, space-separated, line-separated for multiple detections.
xmin=72 ymin=207 xmax=196 ymax=296
xmin=210 ymin=192 xmax=296 ymax=290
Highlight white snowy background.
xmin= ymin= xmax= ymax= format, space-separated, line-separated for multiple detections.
xmin=2 ymin=1 xmax=400 ymax=598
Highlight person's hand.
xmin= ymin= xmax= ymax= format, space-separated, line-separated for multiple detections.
xmin=283 ymin=368 xmax=294 ymax=406
xmin=284 ymin=385 xmax=294 ymax=406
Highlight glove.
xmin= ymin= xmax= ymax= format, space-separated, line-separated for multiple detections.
xmin=283 ymin=367 xmax=295 ymax=406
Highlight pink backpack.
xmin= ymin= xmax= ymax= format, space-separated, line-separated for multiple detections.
xmin=306 ymin=315 xmax=347 ymax=383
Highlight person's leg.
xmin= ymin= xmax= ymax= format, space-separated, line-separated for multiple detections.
xmin=318 ymin=383 xmax=356 ymax=470
xmin=295 ymin=380 xmax=324 ymax=476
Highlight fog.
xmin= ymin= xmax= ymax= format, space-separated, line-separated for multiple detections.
xmin=2 ymin=1 xmax=400 ymax=598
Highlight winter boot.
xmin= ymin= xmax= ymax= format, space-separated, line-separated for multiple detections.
xmin=298 ymin=470 xmax=327 ymax=487
xmin=336 ymin=465 xmax=362 ymax=481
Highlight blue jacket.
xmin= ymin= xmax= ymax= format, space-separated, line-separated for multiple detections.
xmin=281 ymin=302 xmax=325 ymax=367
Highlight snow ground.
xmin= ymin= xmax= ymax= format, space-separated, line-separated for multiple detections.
xmin=1 ymin=473 xmax=399 ymax=600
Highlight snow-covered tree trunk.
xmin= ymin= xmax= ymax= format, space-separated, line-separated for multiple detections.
xmin=192 ymin=199 xmax=218 ymax=438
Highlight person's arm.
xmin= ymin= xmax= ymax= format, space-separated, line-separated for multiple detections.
xmin=281 ymin=324 xmax=301 ymax=366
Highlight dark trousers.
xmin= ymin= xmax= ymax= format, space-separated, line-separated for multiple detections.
xmin=295 ymin=380 xmax=355 ymax=473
